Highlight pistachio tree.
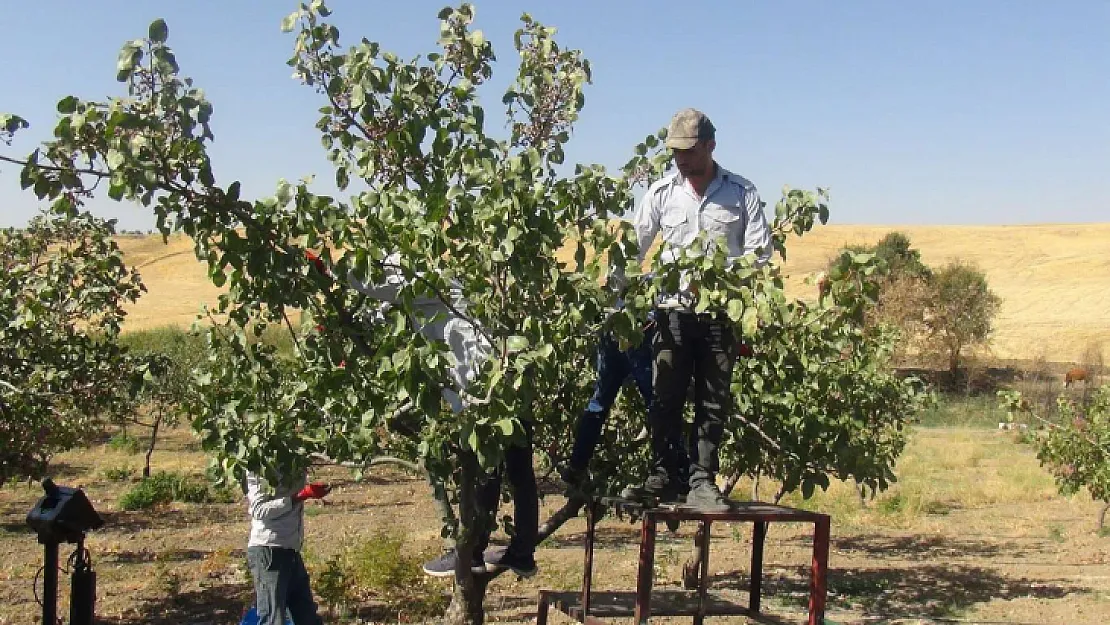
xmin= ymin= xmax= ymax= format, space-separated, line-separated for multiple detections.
xmin=1001 ymin=387 xmax=1110 ymax=530
xmin=1 ymin=3 xmax=922 ymax=622
xmin=0 ymin=204 xmax=145 ymax=484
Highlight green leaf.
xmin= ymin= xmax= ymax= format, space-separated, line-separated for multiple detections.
xmin=56 ymin=97 xmax=79 ymax=114
xmin=506 ymin=335 xmax=529 ymax=352
xmin=106 ymin=149 xmax=126 ymax=169
xmin=281 ymin=12 xmax=299 ymax=33
xmin=727 ymin=298 xmax=744 ymax=323
xmin=148 ymin=19 xmax=169 ymax=44
xmin=741 ymin=306 xmax=758 ymax=337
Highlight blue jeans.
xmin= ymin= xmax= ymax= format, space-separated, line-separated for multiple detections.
xmin=568 ymin=325 xmax=656 ymax=471
xmin=246 ymin=546 xmax=322 ymax=625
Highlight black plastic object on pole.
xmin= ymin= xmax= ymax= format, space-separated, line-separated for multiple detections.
xmin=26 ymin=478 xmax=104 ymax=625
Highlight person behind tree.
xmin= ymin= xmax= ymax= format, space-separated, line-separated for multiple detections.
xmin=559 ymin=306 xmax=656 ymax=493
xmin=347 ymin=256 xmax=539 ymax=578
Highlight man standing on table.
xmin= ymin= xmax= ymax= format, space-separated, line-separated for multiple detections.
xmin=620 ymin=108 xmax=772 ymax=512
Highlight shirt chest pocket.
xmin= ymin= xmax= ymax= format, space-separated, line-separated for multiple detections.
xmin=700 ymin=206 xmax=743 ymax=247
xmin=660 ymin=210 xmax=689 ymax=242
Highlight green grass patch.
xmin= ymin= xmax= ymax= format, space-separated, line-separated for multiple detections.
xmin=101 ymin=464 xmax=137 ymax=482
xmin=914 ymin=393 xmax=1009 ymax=428
xmin=107 ymin=432 xmax=142 ymax=455
xmin=118 ymin=470 xmax=237 ymax=510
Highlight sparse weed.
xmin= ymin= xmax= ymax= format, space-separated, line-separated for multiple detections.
xmin=306 ymin=531 xmax=448 ymax=623
xmin=107 ymin=432 xmax=142 ymax=455
xmin=101 ymin=464 xmax=137 ymax=482
xmin=1047 ymin=524 xmax=1066 ymax=543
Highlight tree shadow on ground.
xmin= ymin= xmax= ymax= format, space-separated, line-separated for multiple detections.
xmin=830 ymin=534 xmax=1041 ymax=560
xmin=540 ymin=524 xmax=689 ymax=551
xmin=714 ymin=563 xmax=1084 ymax=619
xmin=106 ymin=547 xmax=222 ymax=564
xmin=99 ymin=503 xmax=241 ymax=533
xmin=101 ymin=583 xmax=253 ymax=625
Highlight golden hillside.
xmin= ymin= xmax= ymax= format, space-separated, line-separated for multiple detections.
xmin=116 ymin=224 xmax=1110 ymax=364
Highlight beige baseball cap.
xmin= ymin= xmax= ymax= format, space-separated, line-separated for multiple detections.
xmin=665 ymin=108 xmax=715 ymax=150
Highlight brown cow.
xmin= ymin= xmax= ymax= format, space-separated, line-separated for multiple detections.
xmin=1064 ymin=367 xmax=1089 ymax=388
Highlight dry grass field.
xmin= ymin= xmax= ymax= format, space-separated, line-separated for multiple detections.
xmin=115 ymin=223 xmax=1110 ymax=365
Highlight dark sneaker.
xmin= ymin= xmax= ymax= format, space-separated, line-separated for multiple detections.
xmin=619 ymin=473 xmax=687 ymax=504
xmin=685 ymin=481 xmax=732 ymax=512
xmin=422 ymin=549 xmax=486 ymax=578
xmin=484 ymin=546 xmax=538 ymax=578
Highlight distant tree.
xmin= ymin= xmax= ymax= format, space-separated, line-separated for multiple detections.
xmin=118 ymin=329 xmax=206 ymax=476
xmin=822 ymin=231 xmax=932 ymax=363
xmin=872 ymin=231 xmax=931 ymax=280
xmin=922 ymin=261 xmax=1001 ymax=376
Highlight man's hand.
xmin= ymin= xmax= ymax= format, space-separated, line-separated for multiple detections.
xmin=294 ymin=482 xmax=331 ymax=502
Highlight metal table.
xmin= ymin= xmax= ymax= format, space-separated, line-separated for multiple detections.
xmin=536 ymin=497 xmax=831 ymax=625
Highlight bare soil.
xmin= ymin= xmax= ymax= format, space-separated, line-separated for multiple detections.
xmin=2 ymin=428 xmax=1107 ymax=625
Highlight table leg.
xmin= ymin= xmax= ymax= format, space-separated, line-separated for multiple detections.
xmin=582 ymin=500 xmax=597 ymax=619
xmin=809 ymin=515 xmax=830 ymax=625
xmin=537 ymin=590 xmax=550 ymax=625
xmin=749 ymin=520 xmax=767 ymax=613
xmin=634 ymin=511 xmax=657 ymax=625
xmin=693 ymin=520 xmax=712 ymax=625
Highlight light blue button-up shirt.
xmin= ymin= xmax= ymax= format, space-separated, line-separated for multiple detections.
xmin=632 ymin=165 xmax=772 ymax=308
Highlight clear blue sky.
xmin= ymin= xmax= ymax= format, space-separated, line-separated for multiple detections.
xmin=1 ymin=1 xmax=1107 ymax=230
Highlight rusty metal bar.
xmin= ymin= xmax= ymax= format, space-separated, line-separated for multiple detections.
xmin=693 ymin=519 xmax=712 ymax=625
xmin=633 ymin=510 xmax=657 ymax=625
xmin=809 ymin=514 xmax=831 ymax=625
xmin=536 ymin=590 xmax=550 ymax=625
xmin=582 ymin=499 xmax=597 ymax=619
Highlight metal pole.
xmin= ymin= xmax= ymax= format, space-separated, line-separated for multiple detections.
xmin=42 ymin=541 xmax=58 ymax=625
xmin=582 ymin=500 xmax=597 ymax=619
xmin=749 ymin=520 xmax=767 ymax=614
xmin=693 ymin=519 xmax=712 ymax=625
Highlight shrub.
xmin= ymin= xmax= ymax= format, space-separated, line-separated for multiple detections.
xmin=107 ymin=431 xmax=142 ymax=455
xmin=118 ymin=470 xmax=233 ymax=510
xmin=307 ymin=531 xmax=448 ymax=622
xmin=101 ymin=464 xmax=137 ymax=481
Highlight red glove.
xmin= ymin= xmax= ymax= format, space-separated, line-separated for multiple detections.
xmin=294 ymin=482 xmax=330 ymax=502
xmin=304 ymin=250 xmax=328 ymax=276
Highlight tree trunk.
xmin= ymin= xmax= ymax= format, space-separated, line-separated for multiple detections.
xmin=144 ymin=413 xmax=161 ymax=478
xmin=443 ymin=452 xmax=490 ymax=625
xmin=444 ymin=573 xmax=490 ymax=625
xmin=1099 ymin=501 xmax=1109 ymax=531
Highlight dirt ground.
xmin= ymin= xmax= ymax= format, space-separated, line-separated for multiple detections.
xmin=1 ymin=428 xmax=1108 ymax=625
